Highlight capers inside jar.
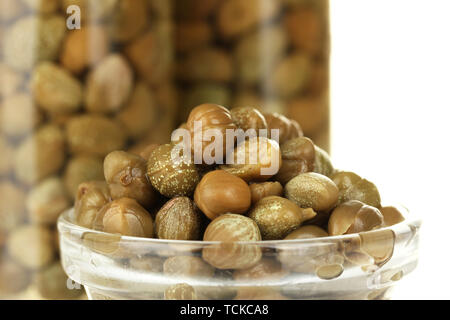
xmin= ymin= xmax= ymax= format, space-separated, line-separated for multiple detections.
xmin=72 ymin=102 xmax=405 ymax=265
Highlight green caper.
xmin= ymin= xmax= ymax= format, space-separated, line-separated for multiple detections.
xmin=249 ymin=196 xmax=316 ymax=240
xmin=285 ymin=172 xmax=339 ymax=212
xmin=313 ymin=145 xmax=334 ymax=177
xmin=147 ymin=144 xmax=200 ymax=198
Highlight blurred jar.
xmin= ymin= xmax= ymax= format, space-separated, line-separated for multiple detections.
xmin=0 ymin=0 xmax=330 ymax=300
xmin=174 ymin=0 xmax=330 ymax=150
xmin=0 ymin=0 xmax=175 ymax=299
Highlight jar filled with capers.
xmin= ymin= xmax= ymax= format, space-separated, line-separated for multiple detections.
xmin=174 ymin=0 xmax=331 ymax=150
xmin=1 ymin=0 xmax=332 ymax=300
xmin=0 ymin=0 xmax=176 ymax=300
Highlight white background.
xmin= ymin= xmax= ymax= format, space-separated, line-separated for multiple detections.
xmin=330 ymin=0 xmax=450 ymax=299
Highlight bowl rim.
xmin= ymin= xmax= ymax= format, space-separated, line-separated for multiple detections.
xmin=58 ymin=208 xmax=422 ymax=246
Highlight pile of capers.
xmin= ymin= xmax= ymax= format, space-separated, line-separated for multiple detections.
xmin=75 ymin=102 xmax=405 ymax=246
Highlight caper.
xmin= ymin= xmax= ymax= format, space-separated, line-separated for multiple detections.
xmin=156 ymin=197 xmax=202 ymax=241
xmin=85 ymin=54 xmax=133 ymax=114
xmin=147 ymin=144 xmax=200 ymax=198
xmin=285 ymin=172 xmax=339 ymax=212
xmin=275 ymin=137 xmax=315 ymax=185
xmin=380 ymin=206 xmax=406 ymax=227
xmin=74 ymin=181 xmax=111 ymax=229
xmin=328 ymin=200 xmax=384 ymax=236
xmin=35 ymin=262 xmax=84 ymax=300
xmin=26 ymin=177 xmax=70 ymax=225
xmin=249 ymin=196 xmax=316 ymax=240
xmin=0 ymin=260 xmax=30 ymax=294
xmin=332 ymin=171 xmax=381 ymax=208
xmin=249 ymin=181 xmax=283 ymax=205
xmin=66 ymin=115 xmax=127 ymax=157
xmin=0 ymin=182 xmax=26 ymax=232
xmin=230 ymin=106 xmax=267 ymax=132
xmin=7 ymin=225 xmax=56 ymax=270
xmin=163 ymin=256 xmax=215 ymax=278
xmin=164 ymin=283 xmax=196 ymax=300
xmin=313 ymin=145 xmax=334 ymax=177
xmin=93 ymin=198 xmax=154 ymax=238
xmin=63 ymin=155 xmax=104 ymax=199
xmin=14 ymin=124 xmax=65 ymax=186
xmin=104 ymin=151 xmax=156 ymax=208
xmin=221 ymin=136 xmax=282 ymax=182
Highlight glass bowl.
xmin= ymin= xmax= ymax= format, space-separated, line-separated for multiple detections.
xmin=58 ymin=209 xmax=421 ymax=300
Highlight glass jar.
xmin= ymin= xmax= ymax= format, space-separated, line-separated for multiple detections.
xmin=174 ymin=0 xmax=330 ymax=150
xmin=0 ymin=0 xmax=175 ymax=299
xmin=58 ymin=209 xmax=421 ymax=300
xmin=0 ymin=0 xmax=330 ymax=300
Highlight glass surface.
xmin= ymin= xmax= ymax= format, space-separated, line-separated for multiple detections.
xmin=58 ymin=209 xmax=421 ymax=300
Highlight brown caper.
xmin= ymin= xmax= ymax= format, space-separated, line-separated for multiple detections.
xmin=108 ymin=0 xmax=148 ymax=43
xmin=332 ymin=171 xmax=381 ymax=208
xmin=93 ymin=198 xmax=154 ymax=238
xmin=147 ymin=143 xmax=200 ymax=198
xmin=202 ymin=214 xmax=262 ymax=270
xmin=14 ymin=124 xmax=65 ymax=186
xmin=186 ymin=103 xmax=237 ymax=163
xmin=278 ymin=226 xmax=343 ymax=276
xmin=66 ymin=115 xmax=127 ymax=157
xmin=128 ymin=256 xmax=164 ymax=273
xmin=26 ymin=177 xmax=71 ymax=225
xmin=328 ymin=200 xmax=385 ymax=236
xmin=380 ymin=206 xmax=406 ymax=227
xmin=220 ymin=136 xmax=282 ymax=182
xmin=284 ymin=225 xmax=329 ymax=240
xmin=249 ymin=181 xmax=283 ymax=205
xmin=233 ymin=258 xmax=288 ymax=281
xmin=249 ymin=196 xmax=316 ymax=240
xmin=85 ymin=54 xmax=133 ymax=113
xmin=31 ymin=62 xmax=83 ymax=114
xmin=285 ymin=172 xmax=339 ymax=212
xmin=104 ymin=151 xmax=156 ymax=208
xmin=116 ymin=82 xmax=157 ymax=140
xmin=35 ymin=262 xmax=83 ymax=300
xmin=156 ymin=197 xmax=203 ymax=240
xmin=137 ymin=144 xmax=159 ymax=160
xmin=163 ymin=256 xmax=215 ymax=278
xmin=74 ymin=181 xmax=111 ymax=229
xmin=6 ymin=225 xmax=56 ymax=270
xmin=234 ymin=288 xmax=288 ymax=300
xmin=0 ymin=136 xmax=13 ymax=176
xmin=63 ymin=155 xmax=105 ymax=199
xmin=194 ymin=170 xmax=251 ymax=220
xmin=275 ymin=136 xmax=315 ymax=185
xmin=0 ymin=260 xmax=30 ymax=294
xmin=264 ymin=112 xmax=303 ymax=144
xmin=0 ymin=93 xmax=43 ymax=138
xmin=4 ymin=15 xmax=66 ymax=71
xmin=342 ymin=228 xmax=395 ymax=268
xmin=164 ymin=283 xmax=197 ymax=300
xmin=0 ymin=182 xmax=26 ymax=232
xmin=230 ymin=106 xmax=267 ymax=132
